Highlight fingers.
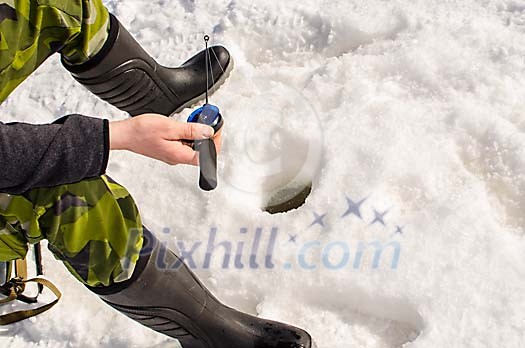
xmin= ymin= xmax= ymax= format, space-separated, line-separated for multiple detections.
xmin=168 ymin=121 xmax=215 ymax=141
xmin=165 ymin=131 xmax=222 ymax=166
xmin=167 ymin=143 xmax=199 ymax=166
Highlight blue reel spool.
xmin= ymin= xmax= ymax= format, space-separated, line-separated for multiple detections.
xmin=188 ymin=104 xmax=223 ymax=132
xmin=187 ymin=104 xmax=223 ymax=191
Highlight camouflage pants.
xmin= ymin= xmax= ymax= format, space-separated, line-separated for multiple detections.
xmin=0 ymin=1 xmax=145 ymax=287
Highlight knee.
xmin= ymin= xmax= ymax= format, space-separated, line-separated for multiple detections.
xmin=41 ymin=176 xmax=144 ymax=287
xmin=60 ymin=0 xmax=111 ymax=64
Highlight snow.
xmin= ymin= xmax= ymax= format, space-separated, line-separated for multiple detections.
xmin=1 ymin=0 xmax=525 ymax=347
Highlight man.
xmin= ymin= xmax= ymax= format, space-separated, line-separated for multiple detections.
xmin=0 ymin=1 xmax=312 ymax=347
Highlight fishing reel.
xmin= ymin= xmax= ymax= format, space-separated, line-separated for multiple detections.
xmin=187 ymin=104 xmax=223 ymax=191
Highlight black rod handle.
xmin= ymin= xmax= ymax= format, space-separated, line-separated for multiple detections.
xmin=197 ymin=139 xmax=218 ymax=191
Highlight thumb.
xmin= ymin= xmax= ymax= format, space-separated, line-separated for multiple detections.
xmin=171 ymin=122 xmax=215 ymax=140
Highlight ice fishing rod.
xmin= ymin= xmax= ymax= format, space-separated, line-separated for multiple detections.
xmin=187 ymin=35 xmax=224 ymax=191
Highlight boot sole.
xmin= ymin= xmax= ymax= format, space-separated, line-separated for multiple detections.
xmin=170 ymin=56 xmax=235 ymax=116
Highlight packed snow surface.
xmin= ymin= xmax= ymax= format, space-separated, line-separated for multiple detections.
xmin=1 ymin=0 xmax=525 ymax=347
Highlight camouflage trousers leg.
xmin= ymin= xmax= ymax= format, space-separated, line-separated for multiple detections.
xmin=0 ymin=0 xmax=110 ymax=102
xmin=0 ymin=176 xmax=144 ymax=287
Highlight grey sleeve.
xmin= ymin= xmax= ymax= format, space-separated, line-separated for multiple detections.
xmin=0 ymin=114 xmax=110 ymax=194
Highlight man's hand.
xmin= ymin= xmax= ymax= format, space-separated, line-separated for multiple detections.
xmin=109 ymin=114 xmax=222 ymax=166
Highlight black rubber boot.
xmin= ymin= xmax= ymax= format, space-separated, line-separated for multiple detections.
xmin=89 ymin=228 xmax=312 ymax=348
xmin=62 ymin=14 xmax=233 ymax=116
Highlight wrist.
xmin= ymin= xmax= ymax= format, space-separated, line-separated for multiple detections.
xmin=109 ymin=119 xmax=132 ymax=150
